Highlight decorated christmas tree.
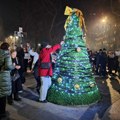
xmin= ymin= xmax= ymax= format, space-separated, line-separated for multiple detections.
xmin=47 ymin=6 xmax=100 ymax=105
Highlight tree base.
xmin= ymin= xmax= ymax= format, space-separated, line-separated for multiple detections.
xmin=47 ymin=88 xmax=101 ymax=105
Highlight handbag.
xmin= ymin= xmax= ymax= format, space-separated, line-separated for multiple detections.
xmin=11 ymin=71 xmax=20 ymax=81
xmin=40 ymin=62 xmax=51 ymax=69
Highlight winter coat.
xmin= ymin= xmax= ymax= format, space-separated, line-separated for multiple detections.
xmin=113 ymin=56 xmax=119 ymax=70
xmin=11 ymin=58 xmax=22 ymax=92
xmin=97 ymin=52 xmax=107 ymax=66
xmin=0 ymin=49 xmax=14 ymax=97
xmin=108 ymin=54 xmax=115 ymax=69
xmin=38 ymin=44 xmax=61 ymax=76
xmin=16 ymin=46 xmax=25 ymax=71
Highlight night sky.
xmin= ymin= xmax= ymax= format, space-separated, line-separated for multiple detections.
xmin=0 ymin=0 xmax=119 ymax=44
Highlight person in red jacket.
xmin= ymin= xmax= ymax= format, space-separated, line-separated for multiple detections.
xmin=38 ymin=41 xmax=64 ymax=103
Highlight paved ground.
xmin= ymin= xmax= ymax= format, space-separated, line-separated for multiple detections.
xmin=2 ymin=73 xmax=120 ymax=120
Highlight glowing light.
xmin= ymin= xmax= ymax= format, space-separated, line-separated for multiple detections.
xmin=15 ymin=36 xmax=19 ymax=39
xmin=10 ymin=35 xmax=13 ymax=39
xmin=101 ymin=16 xmax=107 ymax=23
xmin=38 ymin=43 xmax=41 ymax=46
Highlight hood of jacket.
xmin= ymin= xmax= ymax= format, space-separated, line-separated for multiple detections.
xmin=0 ymin=49 xmax=10 ymax=66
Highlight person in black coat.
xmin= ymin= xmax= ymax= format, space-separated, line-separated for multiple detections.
xmin=16 ymin=46 xmax=26 ymax=84
xmin=114 ymin=53 xmax=119 ymax=74
xmin=7 ymin=50 xmax=22 ymax=105
xmin=108 ymin=51 xmax=115 ymax=75
xmin=95 ymin=49 xmax=102 ymax=75
xmin=99 ymin=48 xmax=108 ymax=77
xmin=96 ymin=48 xmax=107 ymax=77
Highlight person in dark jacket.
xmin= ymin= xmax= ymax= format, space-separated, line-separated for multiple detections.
xmin=96 ymin=48 xmax=107 ymax=77
xmin=99 ymin=48 xmax=108 ymax=77
xmin=16 ymin=46 xmax=26 ymax=84
xmin=95 ymin=49 xmax=102 ymax=75
xmin=23 ymin=47 xmax=30 ymax=72
xmin=114 ymin=52 xmax=119 ymax=74
xmin=38 ymin=41 xmax=64 ymax=103
xmin=7 ymin=50 xmax=22 ymax=105
xmin=0 ymin=42 xmax=14 ymax=119
xmin=108 ymin=51 xmax=115 ymax=75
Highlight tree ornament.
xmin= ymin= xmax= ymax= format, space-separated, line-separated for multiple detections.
xmin=74 ymin=84 xmax=80 ymax=89
xmin=89 ymin=82 xmax=95 ymax=88
xmin=76 ymin=47 xmax=81 ymax=52
xmin=57 ymin=77 xmax=62 ymax=83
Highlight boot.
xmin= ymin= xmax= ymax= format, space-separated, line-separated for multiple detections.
xmin=14 ymin=94 xmax=21 ymax=101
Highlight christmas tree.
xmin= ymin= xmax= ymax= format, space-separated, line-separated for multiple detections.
xmin=47 ymin=6 xmax=100 ymax=105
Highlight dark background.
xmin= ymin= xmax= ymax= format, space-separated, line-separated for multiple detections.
xmin=0 ymin=0 xmax=120 ymax=45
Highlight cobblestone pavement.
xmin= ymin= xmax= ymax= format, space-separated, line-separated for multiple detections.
xmin=3 ymin=73 xmax=120 ymax=120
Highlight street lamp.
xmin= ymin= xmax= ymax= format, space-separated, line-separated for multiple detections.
xmin=10 ymin=35 xmax=13 ymax=39
xmin=100 ymin=16 xmax=109 ymax=34
xmin=38 ymin=43 xmax=41 ymax=47
xmin=101 ymin=16 xmax=107 ymax=23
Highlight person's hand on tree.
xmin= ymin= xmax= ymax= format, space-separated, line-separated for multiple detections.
xmin=46 ymin=45 xmax=52 ymax=48
xmin=60 ymin=41 xmax=64 ymax=45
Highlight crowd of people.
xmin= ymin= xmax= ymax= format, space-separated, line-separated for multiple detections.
xmin=88 ymin=48 xmax=120 ymax=77
xmin=0 ymin=41 xmax=120 ymax=119
xmin=0 ymin=41 xmax=64 ymax=119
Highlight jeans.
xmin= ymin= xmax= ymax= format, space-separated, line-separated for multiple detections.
xmin=39 ymin=76 xmax=51 ymax=101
